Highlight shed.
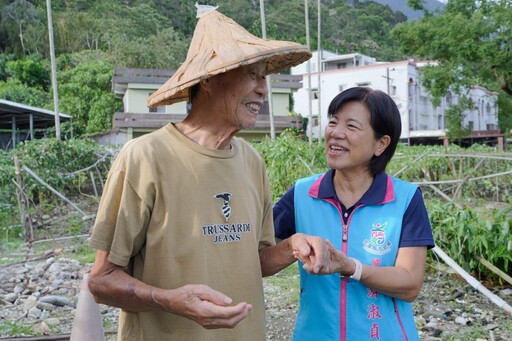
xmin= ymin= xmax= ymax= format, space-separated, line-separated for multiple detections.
xmin=0 ymin=99 xmax=72 ymax=149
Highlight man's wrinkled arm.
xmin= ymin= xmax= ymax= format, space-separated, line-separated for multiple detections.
xmin=88 ymin=250 xmax=253 ymax=329
xmin=259 ymin=233 xmax=330 ymax=277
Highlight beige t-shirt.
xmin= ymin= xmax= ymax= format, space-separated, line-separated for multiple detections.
xmin=90 ymin=124 xmax=275 ymax=340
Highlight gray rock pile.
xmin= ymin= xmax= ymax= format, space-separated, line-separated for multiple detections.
xmin=0 ymin=253 xmax=511 ymax=340
xmin=0 ymin=253 xmax=118 ymax=337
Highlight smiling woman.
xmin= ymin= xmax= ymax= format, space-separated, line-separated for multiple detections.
xmin=273 ymin=87 xmax=435 ymax=341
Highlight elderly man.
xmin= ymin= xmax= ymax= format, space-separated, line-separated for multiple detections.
xmin=88 ymin=5 xmax=327 ymax=340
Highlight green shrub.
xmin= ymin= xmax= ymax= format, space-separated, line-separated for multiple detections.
xmin=428 ymin=199 xmax=512 ymax=280
xmin=253 ymin=131 xmax=327 ymax=202
xmin=0 ymin=138 xmax=114 ymax=238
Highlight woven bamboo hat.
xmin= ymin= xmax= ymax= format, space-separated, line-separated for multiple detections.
xmin=147 ymin=5 xmax=312 ymax=108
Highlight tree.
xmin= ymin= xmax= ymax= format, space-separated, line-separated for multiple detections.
xmin=0 ymin=78 xmax=49 ymax=106
xmin=6 ymin=54 xmax=50 ymax=91
xmin=392 ymin=0 xmax=512 ymax=133
xmin=0 ymin=0 xmax=41 ymax=55
xmin=0 ymin=54 xmax=50 ymax=106
xmin=444 ymin=97 xmax=473 ymax=142
xmin=57 ymin=52 xmax=121 ymax=135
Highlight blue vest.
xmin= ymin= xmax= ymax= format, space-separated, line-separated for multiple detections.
xmin=293 ymin=173 xmax=419 ymax=341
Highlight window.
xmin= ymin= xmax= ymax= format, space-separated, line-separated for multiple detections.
xmin=312 ymin=88 xmax=319 ymax=99
xmin=149 ymin=92 xmax=165 ymax=112
xmin=390 ymin=86 xmax=397 ymax=96
xmin=446 ymin=91 xmax=452 ymax=104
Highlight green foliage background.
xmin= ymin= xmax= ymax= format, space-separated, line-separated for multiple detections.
xmin=0 ymin=0 xmax=410 ymax=137
xmin=1 ymin=0 xmax=511 ymax=136
xmin=0 ymin=136 xmax=511 ymax=280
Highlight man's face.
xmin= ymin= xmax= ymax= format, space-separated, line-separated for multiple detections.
xmin=210 ymin=62 xmax=268 ymax=129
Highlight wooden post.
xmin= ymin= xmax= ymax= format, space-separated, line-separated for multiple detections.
xmin=13 ymin=155 xmax=34 ymax=243
xmin=497 ymin=136 xmax=504 ymax=152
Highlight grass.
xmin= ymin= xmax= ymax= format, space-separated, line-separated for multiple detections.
xmin=68 ymin=243 xmax=96 ymax=264
xmin=0 ymin=321 xmax=35 ymax=336
xmin=264 ymin=264 xmax=301 ymax=305
xmin=441 ymin=323 xmax=492 ymax=340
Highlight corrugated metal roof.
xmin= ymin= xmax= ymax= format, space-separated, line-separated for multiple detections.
xmin=0 ymin=99 xmax=71 ymax=130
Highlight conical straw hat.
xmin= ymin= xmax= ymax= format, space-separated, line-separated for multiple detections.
xmin=147 ymin=6 xmax=312 ymax=108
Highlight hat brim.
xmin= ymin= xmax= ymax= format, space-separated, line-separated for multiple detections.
xmin=148 ymin=47 xmax=311 ymax=107
xmin=147 ymin=10 xmax=311 ymax=108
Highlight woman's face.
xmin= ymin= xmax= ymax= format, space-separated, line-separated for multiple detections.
xmin=324 ymin=101 xmax=388 ymax=174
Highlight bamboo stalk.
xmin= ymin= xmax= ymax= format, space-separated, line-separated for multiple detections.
xmin=89 ymin=171 xmax=98 ymax=197
xmin=413 ymin=169 xmax=512 ymax=186
xmin=473 ymin=254 xmax=512 ymax=286
xmin=393 ymin=152 xmax=427 ymax=177
xmin=453 ymin=158 xmax=486 ymax=199
xmin=432 ymin=246 xmax=512 ymax=315
xmin=427 ymin=183 xmax=459 ymax=206
xmin=22 ymin=165 xmax=87 ymax=216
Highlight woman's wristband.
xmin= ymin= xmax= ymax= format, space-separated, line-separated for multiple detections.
xmin=349 ymin=257 xmax=363 ymax=281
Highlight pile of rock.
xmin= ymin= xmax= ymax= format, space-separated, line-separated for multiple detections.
xmin=0 ymin=252 xmax=118 ymax=337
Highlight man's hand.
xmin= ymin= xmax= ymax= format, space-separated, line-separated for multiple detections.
xmin=89 ymin=251 xmax=251 ymax=329
xmin=292 ymin=238 xmax=355 ymax=276
xmin=164 ymin=284 xmax=252 ymax=329
xmin=289 ymin=233 xmax=331 ymax=274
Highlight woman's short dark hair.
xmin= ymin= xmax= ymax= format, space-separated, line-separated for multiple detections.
xmin=327 ymin=87 xmax=402 ymax=176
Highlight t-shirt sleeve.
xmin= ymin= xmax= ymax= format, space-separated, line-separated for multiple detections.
xmin=399 ymin=188 xmax=435 ymax=249
xmin=259 ymin=165 xmax=277 ymax=250
xmin=273 ymin=186 xmax=296 ymax=240
xmin=89 ymin=152 xmax=151 ymax=267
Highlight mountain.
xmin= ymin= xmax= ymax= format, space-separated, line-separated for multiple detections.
xmin=368 ymin=0 xmax=445 ymax=20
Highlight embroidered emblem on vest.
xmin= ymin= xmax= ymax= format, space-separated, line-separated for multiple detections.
xmin=363 ymin=222 xmax=392 ymax=255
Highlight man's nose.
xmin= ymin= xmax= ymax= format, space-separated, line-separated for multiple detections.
xmin=256 ymin=76 xmax=268 ymax=98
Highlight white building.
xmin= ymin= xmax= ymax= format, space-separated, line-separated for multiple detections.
xmin=292 ymin=50 xmax=500 ymax=145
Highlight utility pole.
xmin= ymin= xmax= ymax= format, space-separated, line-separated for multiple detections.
xmin=386 ymin=67 xmax=390 ymax=95
xmin=317 ymin=0 xmax=322 ymax=145
xmin=46 ymin=0 xmax=61 ymax=140
xmin=259 ymin=0 xmax=275 ymax=139
xmin=305 ymin=0 xmax=313 ymax=146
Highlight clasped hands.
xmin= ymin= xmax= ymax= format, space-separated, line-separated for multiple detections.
xmin=290 ymin=234 xmax=355 ymax=276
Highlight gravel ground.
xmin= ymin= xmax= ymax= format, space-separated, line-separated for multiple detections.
xmin=0 ymin=248 xmax=511 ymax=340
xmin=264 ymin=260 xmax=512 ymax=341
xmin=1 ymin=196 xmax=510 ymax=341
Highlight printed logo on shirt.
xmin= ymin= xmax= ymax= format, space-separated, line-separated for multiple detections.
xmin=201 ymin=223 xmax=252 ymax=243
xmin=214 ymin=192 xmax=232 ymax=222
xmin=363 ymin=222 xmax=392 ymax=255
xmin=201 ymin=192 xmax=252 ymax=244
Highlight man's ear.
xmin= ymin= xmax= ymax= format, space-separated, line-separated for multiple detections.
xmin=199 ymin=78 xmax=213 ymax=95
xmin=374 ymin=135 xmax=391 ymax=157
